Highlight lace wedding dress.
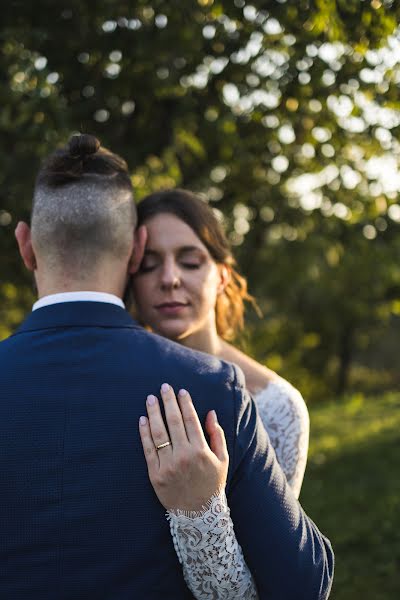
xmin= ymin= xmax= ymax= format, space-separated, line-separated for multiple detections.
xmin=168 ymin=378 xmax=310 ymax=599
xmin=253 ymin=378 xmax=309 ymax=499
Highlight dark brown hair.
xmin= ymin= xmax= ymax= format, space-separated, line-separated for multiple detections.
xmin=136 ymin=188 xmax=258 ymax=341
xmin=35 ymin=133 xmax=132 ymax=192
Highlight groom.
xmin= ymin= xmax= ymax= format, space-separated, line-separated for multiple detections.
xmin=0 ymin=135 xmax=333 ymax=599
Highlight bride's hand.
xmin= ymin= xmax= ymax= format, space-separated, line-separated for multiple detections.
xmin=139 ymin=383 xmax=229 ymax=512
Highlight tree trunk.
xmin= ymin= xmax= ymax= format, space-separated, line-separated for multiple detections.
xmin=336 ymin=326 xmax=354 ymax=396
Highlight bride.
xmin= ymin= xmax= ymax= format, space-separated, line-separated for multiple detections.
xmin=131 ymin=188 xmax=310 ymax=597
xmin=132 ymin=188 xmax=309 ymax=497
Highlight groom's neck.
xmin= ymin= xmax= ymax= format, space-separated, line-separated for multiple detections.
xmin=36 ymin=282 xmax=124 ymax=299
xmin=35 ymin=267 xmax=127 ymax=301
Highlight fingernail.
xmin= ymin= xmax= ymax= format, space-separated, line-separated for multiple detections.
xmin=161 ymin=383 xmax=170 ymax=393
xmin=139 ymin=416 xmax=147 ymax=426
xmin=147 ymin=395 xmax=156 ymax=406
xmin=211 ymin=410 xmax=218 ymax=423
xmin=178 ymin=389 xmax=187 ymax=397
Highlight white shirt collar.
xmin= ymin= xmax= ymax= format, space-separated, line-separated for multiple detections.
xmin=32 ymin=291 xmax=125 ymax=312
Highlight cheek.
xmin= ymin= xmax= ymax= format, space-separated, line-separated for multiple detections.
xmin=193 ymin=270 xmax=220 ymax=310
xmin=132 ymin=277 xmax=152 ymax=311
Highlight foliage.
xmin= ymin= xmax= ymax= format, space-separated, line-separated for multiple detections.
xmin=1 ymin=0 xmax=400 ymax=393
xmin=302 ymin=391 xmax=400 ymax=599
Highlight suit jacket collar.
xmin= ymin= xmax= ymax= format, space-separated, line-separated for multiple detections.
xmin=14 ymin=301 xmax=141 ymax=334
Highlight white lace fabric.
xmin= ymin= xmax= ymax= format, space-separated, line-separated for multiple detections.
xmin=167 ymin=489 xmax=259 ymax=599
xmin=254 ymin=379 xmax=309 ymax=499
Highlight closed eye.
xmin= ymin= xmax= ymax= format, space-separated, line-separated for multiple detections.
xmin=138 ymin=260 xmax=159 ymax=274
xmin=139 ymin=265 xmax=156 ymax=273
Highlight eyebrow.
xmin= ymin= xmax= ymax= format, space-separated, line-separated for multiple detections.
xmin=144 ymin=245 xmax=205 ymax=256
xmin=178 ymin=246 xmax=205 ymax=256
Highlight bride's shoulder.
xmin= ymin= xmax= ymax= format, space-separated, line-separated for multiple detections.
xmin=255 ymin=376 xmax=308 ymax=419
xmin=218 ymin=342 xmax=308 ymax=417
xmin=218 ymin=342 xmax=278 ymax=396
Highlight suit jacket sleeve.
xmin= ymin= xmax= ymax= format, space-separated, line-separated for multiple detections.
xmin=226 ymin=365 xmax=334 ymax=600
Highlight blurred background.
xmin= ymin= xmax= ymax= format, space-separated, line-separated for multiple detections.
xmin=1 ymin=1 xmax=399 ymax=597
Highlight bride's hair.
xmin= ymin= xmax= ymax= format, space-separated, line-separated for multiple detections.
xmin=136 ymin=188 xmax=258 ymax=341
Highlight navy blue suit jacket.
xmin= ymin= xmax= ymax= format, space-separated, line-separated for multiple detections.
xmin=0 ymin=302 xmax=333 ymax=599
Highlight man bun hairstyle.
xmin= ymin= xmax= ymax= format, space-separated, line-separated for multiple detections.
xmin=36 ymin=133 xmax=132 ymax=189
xmin=136 ymin=189 xmax=259 ymax=341
xmin=32 ymin=134 xmax=136 ymax=275
xmin=68 ymin=133 xmax=100 ymax=158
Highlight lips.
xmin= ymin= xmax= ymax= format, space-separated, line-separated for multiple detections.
xmin=154 ymin=301 xmax=189 ymax=316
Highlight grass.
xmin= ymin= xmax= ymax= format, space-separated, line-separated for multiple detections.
xmin=301 ymin=392 xmax=400 ymax=600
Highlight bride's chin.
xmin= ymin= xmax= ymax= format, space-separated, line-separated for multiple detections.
xmin=154 ymin=322 xmax=189 ymax=342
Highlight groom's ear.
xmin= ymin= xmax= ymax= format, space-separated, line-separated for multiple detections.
xmin=128 ymin=225 xmax=147 ymax=275
xmin=15 ymin=222 xmax=37 ymax=272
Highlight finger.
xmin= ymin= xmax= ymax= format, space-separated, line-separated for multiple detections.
xmin=177 ymin=389 xmax=206 ymax=446
xmin=160 ymin=383 xmax=188 ymax=448
xmin=139 ymin=415 xmax=160 ymax=472
xmin=205 ymin=410 xmax=229 ymax=463
xmin=146 ymin=394 xmax=173 ymax=456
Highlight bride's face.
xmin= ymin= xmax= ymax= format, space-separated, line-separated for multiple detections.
xmin=132 ymin=213 xmax=224 ymax=341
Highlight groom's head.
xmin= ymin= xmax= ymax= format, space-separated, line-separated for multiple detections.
xmin=16 ymin=134 xmax=146 ymax=297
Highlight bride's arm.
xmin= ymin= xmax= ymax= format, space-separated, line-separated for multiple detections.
xmin=255 ymin=380 xmax=309 ymax=498
xmin=216 ymin=345 xmax=309 ymax=498
xmin=167 ymin=489 xmax=258 ymax=600
xmin=139 ymin=384 xmax=258 ymax=600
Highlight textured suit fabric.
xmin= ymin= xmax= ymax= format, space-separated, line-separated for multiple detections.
xmin=0 ymin=302 xmax=333 ymax=599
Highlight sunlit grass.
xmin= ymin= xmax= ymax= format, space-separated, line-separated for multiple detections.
xmin=308 ymin=391 xmax=400 ymax=460
xmin=302 ymin=392 xmax=400 ymax=600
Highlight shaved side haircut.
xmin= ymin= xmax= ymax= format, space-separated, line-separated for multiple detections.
xmin=31 ymin=134 xmax=136 ymax=276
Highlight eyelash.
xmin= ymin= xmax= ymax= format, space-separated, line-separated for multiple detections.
xmin=139 ymin=262 xmax=201 ymax=274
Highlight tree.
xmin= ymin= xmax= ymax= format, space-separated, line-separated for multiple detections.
xmin=1 ymin=0 xmax=400 ymax=395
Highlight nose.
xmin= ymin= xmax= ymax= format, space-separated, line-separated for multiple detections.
xmin=160 ymin=258 xmax=181 ymax=290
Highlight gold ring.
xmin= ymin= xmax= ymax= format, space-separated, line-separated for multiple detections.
xmin=156 ymin=441 xmax=172 ymax=451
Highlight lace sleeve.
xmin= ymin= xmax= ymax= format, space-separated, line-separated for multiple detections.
xmin=254 ymin=380 xmax=309 ymax=499
xmin=166 ymin=489 xmax=259 ymax=600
